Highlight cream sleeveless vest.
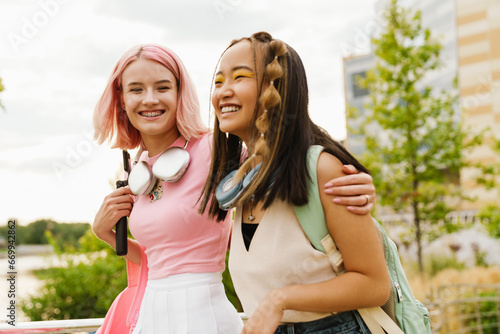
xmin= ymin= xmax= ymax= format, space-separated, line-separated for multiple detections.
xmin=228 ymin=200 xmax=338 ymax=323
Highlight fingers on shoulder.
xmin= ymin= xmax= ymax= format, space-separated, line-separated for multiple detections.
xmin=317 ymin=151 xmax=344 ymax=185
xmin=317 ymin=152 xmax=348 ymax=213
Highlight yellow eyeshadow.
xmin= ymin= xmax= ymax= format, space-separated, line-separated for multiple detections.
xmin=215 ymin=74 xmax=225 ymax=83
xmin=233 ymin=70 xmax=255 ymax=79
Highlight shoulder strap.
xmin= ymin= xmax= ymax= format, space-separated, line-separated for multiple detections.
xmin=294 ymin=149 xmax=404 ymax=334
xmin=127 ymin=244 xmax=148 ymax=329
xmin=294 ymin=145 xmax=344 ymax=274
xmin=293 ymin=145 xmax=329 ymax=253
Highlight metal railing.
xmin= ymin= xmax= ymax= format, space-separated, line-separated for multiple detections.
xmin=0 ymin=318 xmax=103 ymax=333
xmin=429 ymin=284 xmax=500 ymax=334
xmin=3 ymin=286 xmax=500 ymax=334
xmin=0 ymin=314 xmax=249 ymax=333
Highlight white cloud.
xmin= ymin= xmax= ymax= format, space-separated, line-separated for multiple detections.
xmin=0 ymin=0 xmax=378 ymax=225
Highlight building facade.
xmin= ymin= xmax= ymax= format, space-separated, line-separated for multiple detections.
xmin=456 ymin=0 xmax=500 ymax=209
xmin=343 ymin=52 xmax=374 ymax=157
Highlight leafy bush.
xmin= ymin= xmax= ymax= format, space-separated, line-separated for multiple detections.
xmin=459 ymin=290 xmax=499 ymax=334
xmin=20 ymin=229 xmax=127 ymax=320
xmin=478 ymin=204 xmax=500 ymax=239
xmin=222 ymin=251 xmax=243 ymax=312
xmin=425 ymin=254 xmax=466 ymax=277
xmin=21 ymin=253 xmax=126 ymax=320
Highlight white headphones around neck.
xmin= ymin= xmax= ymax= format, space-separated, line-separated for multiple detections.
xmin=128 ymin=139 xmax=190 ymax=195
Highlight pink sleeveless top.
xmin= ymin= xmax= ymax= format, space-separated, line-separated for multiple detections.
xmin=129 ymin=134 xmax=231 ymax=280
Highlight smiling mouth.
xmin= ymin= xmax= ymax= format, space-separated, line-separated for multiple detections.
xmin=221 ymin=106 xmax=240 ymax=114
xmin=140 ymin=110 xmax=165 ymax=117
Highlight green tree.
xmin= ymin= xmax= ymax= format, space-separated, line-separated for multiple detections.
xmin=22 ymin=220 xmax=54 ymax=245
xmin=475 ymin=134 xmax=500 ymax=238
xmin=50 ymin=222 xmax=90 ymax=251
xmin=351 ymin=0 xmax=481 ymax=273
xmin=0 ymin=219 xmax=90 ymax=248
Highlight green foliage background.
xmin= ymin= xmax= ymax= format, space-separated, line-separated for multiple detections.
xmin=0 ymin=219 xmax=89 ymax=249
xmin=16 ymin=225 xmax=242 ymax=320
xmin=349 ymin=0 xmax=484 ymax=272
xmin=20 ymin=229 xmax=128 ymax=320
xmin=475 ymin=136 xmax=500 ymax=239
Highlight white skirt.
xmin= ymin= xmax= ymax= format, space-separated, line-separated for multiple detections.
xmin=132 ymin=272 xmax=243 ymax=334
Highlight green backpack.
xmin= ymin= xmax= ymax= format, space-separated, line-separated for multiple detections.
xmin=294 ymin=145 xmax=431 ymax=334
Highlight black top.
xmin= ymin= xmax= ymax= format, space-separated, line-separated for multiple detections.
xmin=241 ymin=222 xmax=259 ymax=251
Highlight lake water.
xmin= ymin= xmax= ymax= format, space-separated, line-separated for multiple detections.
xmin=1 ymin=245 xmax=57 ymax=323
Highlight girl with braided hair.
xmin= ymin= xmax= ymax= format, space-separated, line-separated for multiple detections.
xmin=200 ymin=32 xmax=389 ymax=333
xmin=92 ymin=43 xmax=376 ymax=334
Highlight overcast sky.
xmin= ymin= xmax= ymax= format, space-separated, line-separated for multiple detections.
xmin=0 ymin=0 xmax=380 ymax=225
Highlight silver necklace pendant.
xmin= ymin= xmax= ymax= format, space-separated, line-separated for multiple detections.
xmin=247 ymin=194 xmax=256 ymax=222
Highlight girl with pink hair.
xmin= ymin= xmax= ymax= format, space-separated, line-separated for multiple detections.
xmin=92 ymin=43 xmax=376 ymax=334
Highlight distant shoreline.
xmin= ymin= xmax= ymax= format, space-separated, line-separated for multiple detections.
xmin=0 ymin=244 xmax=54 ymax=258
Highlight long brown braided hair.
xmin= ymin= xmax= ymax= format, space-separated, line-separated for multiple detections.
xmin=199 ymin=32 xmax=369 ymax=221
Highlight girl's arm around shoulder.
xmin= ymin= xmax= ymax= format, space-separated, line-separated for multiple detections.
xmin=240 ymin=152 xmax=390 ymax=333
xmin=316 ymin=151 xmax=390 ymax=309
xmin=272 ymin=152 xmax=390 ymax=313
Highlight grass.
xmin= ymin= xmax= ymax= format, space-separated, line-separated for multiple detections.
xmin=406 ymin=266 xmax=500 ymax=302
xmin=403 ymin=264 xmax=500 ymax=333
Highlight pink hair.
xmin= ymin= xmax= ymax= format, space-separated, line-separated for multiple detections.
xmin=93 ymin=44 xmax=208 ymax=149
